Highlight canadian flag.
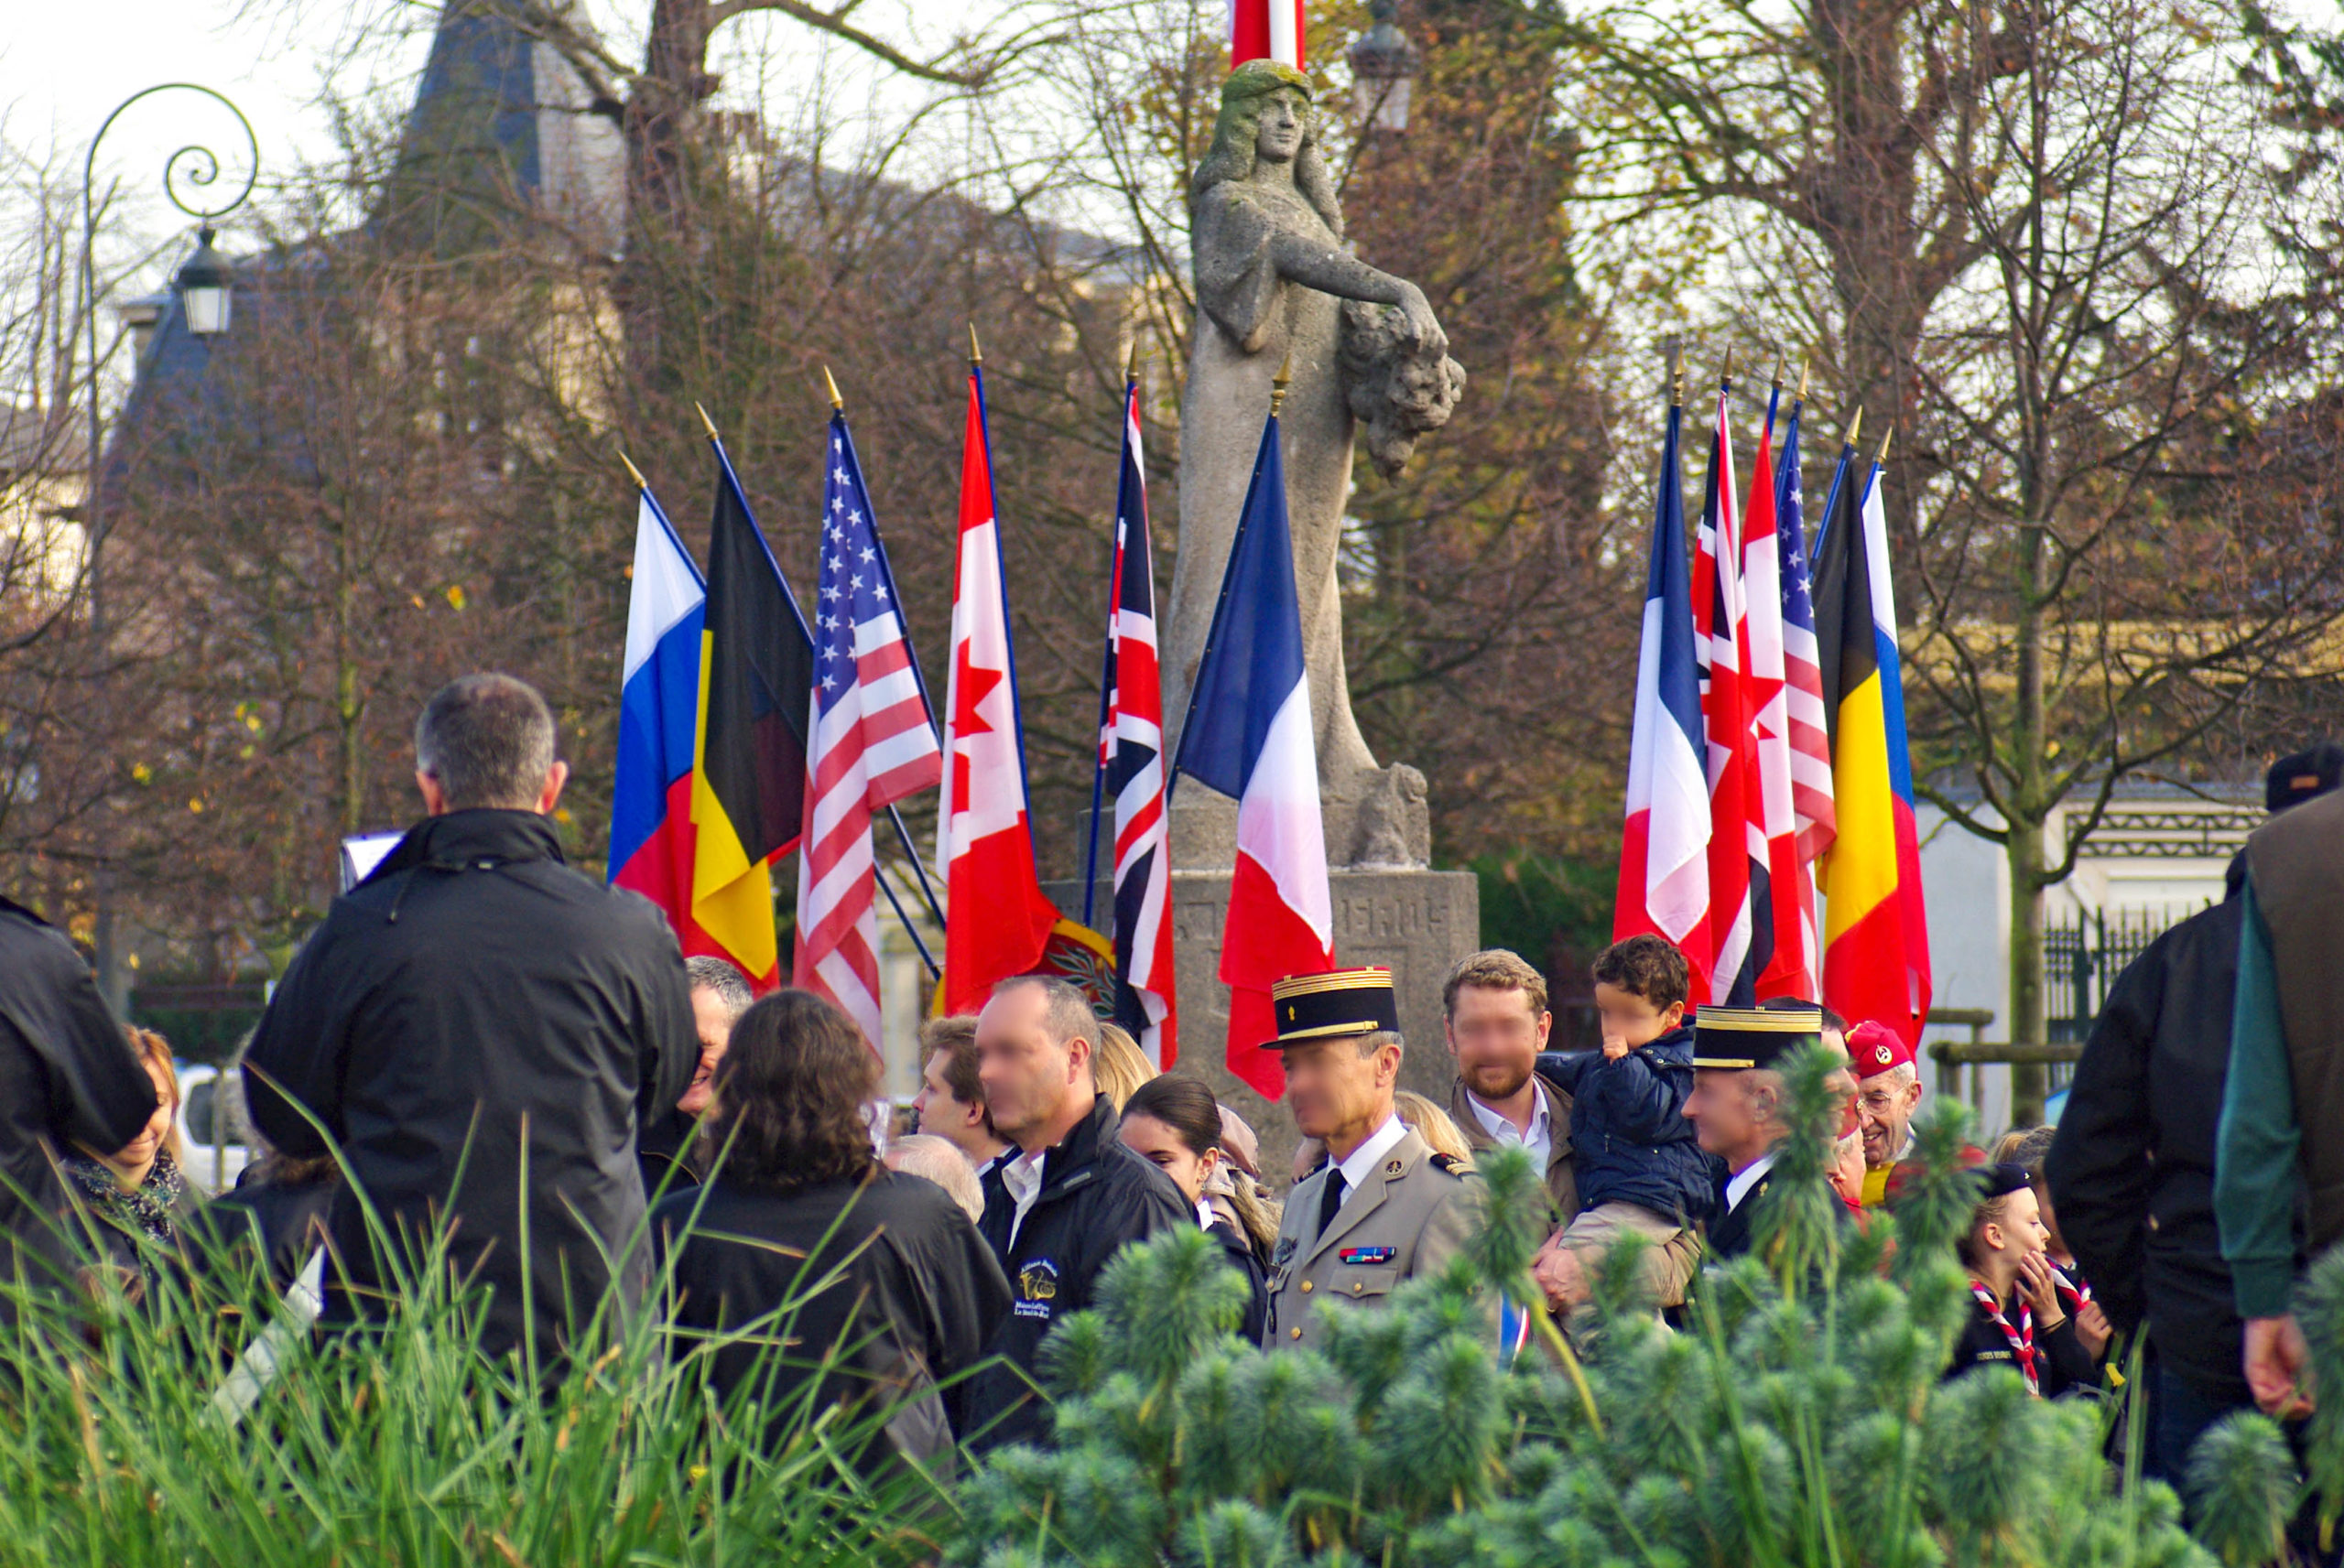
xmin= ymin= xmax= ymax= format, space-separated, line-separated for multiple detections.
xmin=937 ymin=364 xmax=1060 ymax=1012
xmin=1691 ymin=373 xmax=1767 ymax=1005
xmin=1231 ymin=0 xmax=1305 ymax=68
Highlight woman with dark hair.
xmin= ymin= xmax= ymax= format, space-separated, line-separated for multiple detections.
xmin=651 ymin=989 xmax=1010 ymax=1472
xmin=1118 ymin=1075 xmax=1273 ymax=1342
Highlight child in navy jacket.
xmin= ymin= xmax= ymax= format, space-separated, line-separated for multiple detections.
xmin=1541 ymin=935 xmax=1719 ymax=1306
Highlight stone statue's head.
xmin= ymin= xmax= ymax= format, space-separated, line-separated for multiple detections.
xmin=1192 ymin=60 xmax=1343 ymax=237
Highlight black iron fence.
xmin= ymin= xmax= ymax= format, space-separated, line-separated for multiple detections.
xmin=2039 ymin=904 xmax=2202 ymax=1092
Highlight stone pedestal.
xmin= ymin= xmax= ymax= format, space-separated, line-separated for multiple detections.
xmin=1047 ymin=786 xmax=1479 ymax=1186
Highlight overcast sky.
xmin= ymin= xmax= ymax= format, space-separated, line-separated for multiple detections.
xmin=0 ymin=0 xmax=979 ymax=263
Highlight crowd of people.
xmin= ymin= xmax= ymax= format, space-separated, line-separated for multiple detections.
xmin=3 ymin=675 xmax=2341 ymax=1514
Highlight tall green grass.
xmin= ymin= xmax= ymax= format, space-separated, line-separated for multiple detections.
xmin=0 ymin=1162 xmax=961 ymax=1568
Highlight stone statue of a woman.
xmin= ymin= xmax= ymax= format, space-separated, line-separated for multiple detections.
xmin=1165 ymin=59 xmax=1464 ymax=868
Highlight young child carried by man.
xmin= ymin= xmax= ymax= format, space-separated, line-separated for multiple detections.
xmin=1538 ymin=934 xmax=1719 ymax=1307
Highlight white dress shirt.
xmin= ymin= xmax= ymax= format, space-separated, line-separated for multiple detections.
xmin=1724 ymin=1150 xmax=1779 ymax=1214
xmin=1324 ymin=1113 xmax=1412 ymax=1223
xmin=1001 ymin=1149 xmax=1047 ymax=1249
xmin=1462 ymin=1085 xmax=1554 ymax=1173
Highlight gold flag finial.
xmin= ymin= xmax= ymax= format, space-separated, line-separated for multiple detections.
xmin=1125 ymin=339 xmax=1139 ymax=382
xmin=1769 ymin=351 xmax=1785 ymax=391
xmin=1874 ymin=426 xmax=1894 ymax=467
xmin=694 ymin=402 xmax=720 ymax=441
xmin=1796 ymin=361 xmax=1810 ymax=401
xmin=618 ymin=450 xmax=648 ymax=490
xmin=968 ymin=322 xmax=982 ymax=365
xmin=822 ymin=366 xmax=844 ymax=411
xmin=1845 ymin=406 xmax=1864 ymax=449
xmin=1271 ymin=351 xmax=1294 ymax=417
xmin=1666 ymin=336 xmax=1684 ymax=407
xmin=1720 ymin=344 xmax=1734 ymax=386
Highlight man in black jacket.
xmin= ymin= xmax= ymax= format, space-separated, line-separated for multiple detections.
xmin=968 ymin=975 xmax=1189 ymax=1449
xmin=243 ymin=675 xmax=697 ymax=1368
xmin=2047 ymin=743 xmax=2341 ymax=1487
xmin=0 ymin=896 xmax=157 ymax=1285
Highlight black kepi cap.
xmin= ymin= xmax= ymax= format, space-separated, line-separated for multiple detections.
xmin=1690 ymin=1004 xmax=1822 ymax=1070
xmin=2267 ymin=742 xmax=2344 ymax=815
xmin=1264 ymin=968 xmax=1399 ymax=1049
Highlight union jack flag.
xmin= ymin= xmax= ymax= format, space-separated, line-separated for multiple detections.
xmin=1100 ymin=374 xmax=1177 ymax=1065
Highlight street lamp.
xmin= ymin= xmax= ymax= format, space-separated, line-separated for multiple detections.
xmin=76 ymin=82 xmax=258 ymax=1009
xmin=77 ymin=81 xmax=259 ymax=622
xmin=174 ymin=227 xmax=235 ymax=338
xmin=1347 ymin=0 xmax=1421 ymax=134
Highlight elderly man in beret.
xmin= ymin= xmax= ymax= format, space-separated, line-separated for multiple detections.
xmin=1847 ymin=1020 xmax=1924 ymax=1208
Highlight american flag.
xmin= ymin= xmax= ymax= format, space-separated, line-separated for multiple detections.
xmin=1774 ymin=391 xmax=1838 ymax=865
xmin=793 ymin=411 xmax=942 ymax=1048
xmin=1100 ymin=375 xmax=1177 ymax=1065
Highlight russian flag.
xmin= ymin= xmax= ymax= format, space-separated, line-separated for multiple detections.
xmin=1613 ymin=394 xmax=1713 ymax=989
xmin=1172 ymin=400 xmax=1333 ymax=1101
xmin=610 ymin=486 xmax=713 ymax=952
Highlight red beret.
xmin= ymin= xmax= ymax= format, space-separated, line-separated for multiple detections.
xmin=1847 ymin=1020 xmax=1915 ymax=1081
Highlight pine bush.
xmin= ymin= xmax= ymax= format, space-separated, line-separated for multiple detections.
xmin=955 ymin=1044 xmax=2221 ymax=1567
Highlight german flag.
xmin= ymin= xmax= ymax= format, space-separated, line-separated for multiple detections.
xmin=1811 ymin=428 xmax=1931 ymax=1046
xmin=688 ymin=438 xmax=815 ymax=989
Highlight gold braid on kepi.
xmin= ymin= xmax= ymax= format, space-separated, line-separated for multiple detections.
xmin=1263 ymin=968 xmax=1398 ymax=1050
xmin=1690 ymin=1004 xmax=1822 ymax=1070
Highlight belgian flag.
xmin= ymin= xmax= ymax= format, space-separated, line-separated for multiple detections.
xmin=687 ymin=440 xmax=815 ymax=989
xmin=1811 ymin=429 xmax=1932 ymax=1046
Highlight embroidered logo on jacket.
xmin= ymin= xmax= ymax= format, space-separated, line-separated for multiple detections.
xmin=1015 ymin=1259 xmax=1060 ymax=1320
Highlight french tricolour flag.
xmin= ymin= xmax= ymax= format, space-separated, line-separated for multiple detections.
xmin=1613 ymin=395 xmax=1713 ymax=989
xmin=610 ymin=485 xmax=711 ymax=949
xmin=1173 ymin=400 xmax=1333 ymax=1100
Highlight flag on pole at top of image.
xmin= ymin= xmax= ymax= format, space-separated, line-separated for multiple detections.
xmin=1690 ymin=370 xmax=1768 ymax=1006
xmin=1774 ymin=388 xmax=1838 ymax=868
xmin=795 ymin=406 xmax=943 ymax=1050
xmin=610 ymin=480 xmax=734 ymax=967
xmin=1742 ymin=390 xmax=1818 ymax=1001
xmin=1172 ymin=390 xmax=1333 ymax=1101
xmin=1612 ymin=391 xmax=1713 ymax=987
xmin=1813 ymin=430 xmax=1931 ymax=1046
xmin=936 ymin=359 xmax=1061 ymax=1014
xmin=686 ymin=438 xmax=821 ymax=990
xmin=1098 ymin=371 xmax=1178 ymax=1067
xmin=1231 ymin=0 xmax=1306 ymax=69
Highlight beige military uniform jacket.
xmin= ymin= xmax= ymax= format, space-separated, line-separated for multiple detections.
xmin=1264 ymin=1126 xmax=1479 ymax=1351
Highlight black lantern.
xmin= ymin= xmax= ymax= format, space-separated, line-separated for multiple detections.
xmin=176 ymin=227 xmax=233 ymax=338
xmin=1347 ymin=0 xmax=1422 ymax=134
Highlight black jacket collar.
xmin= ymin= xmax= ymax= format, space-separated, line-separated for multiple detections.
xmin=366 ymin=810 xmax=566 ymax=884
xmin=1033 ymin=1093 xmax=1117 ymax=1203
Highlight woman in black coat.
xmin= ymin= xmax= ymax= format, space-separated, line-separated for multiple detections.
xmin=1118 ymin=1075 xmax=1275 ymax=1343
xmin=651 ymin=990 xmax=1010 ymax=1476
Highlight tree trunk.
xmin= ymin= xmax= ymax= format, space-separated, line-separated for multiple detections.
xmin=2005 ymin=823 xmax=2047 ymax=1127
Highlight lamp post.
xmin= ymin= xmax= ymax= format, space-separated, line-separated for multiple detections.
xmin=78 ymin=82 xmax=258 ymax=1008
xmin=1347 ymin=0 xmax=1422 ymax=134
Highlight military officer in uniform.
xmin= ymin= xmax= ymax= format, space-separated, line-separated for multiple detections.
xmin=1682 ymin=1004 xmax=1822 ymax=1262
xmin=1264 ymin=968 xmax=1480 ymax=1351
